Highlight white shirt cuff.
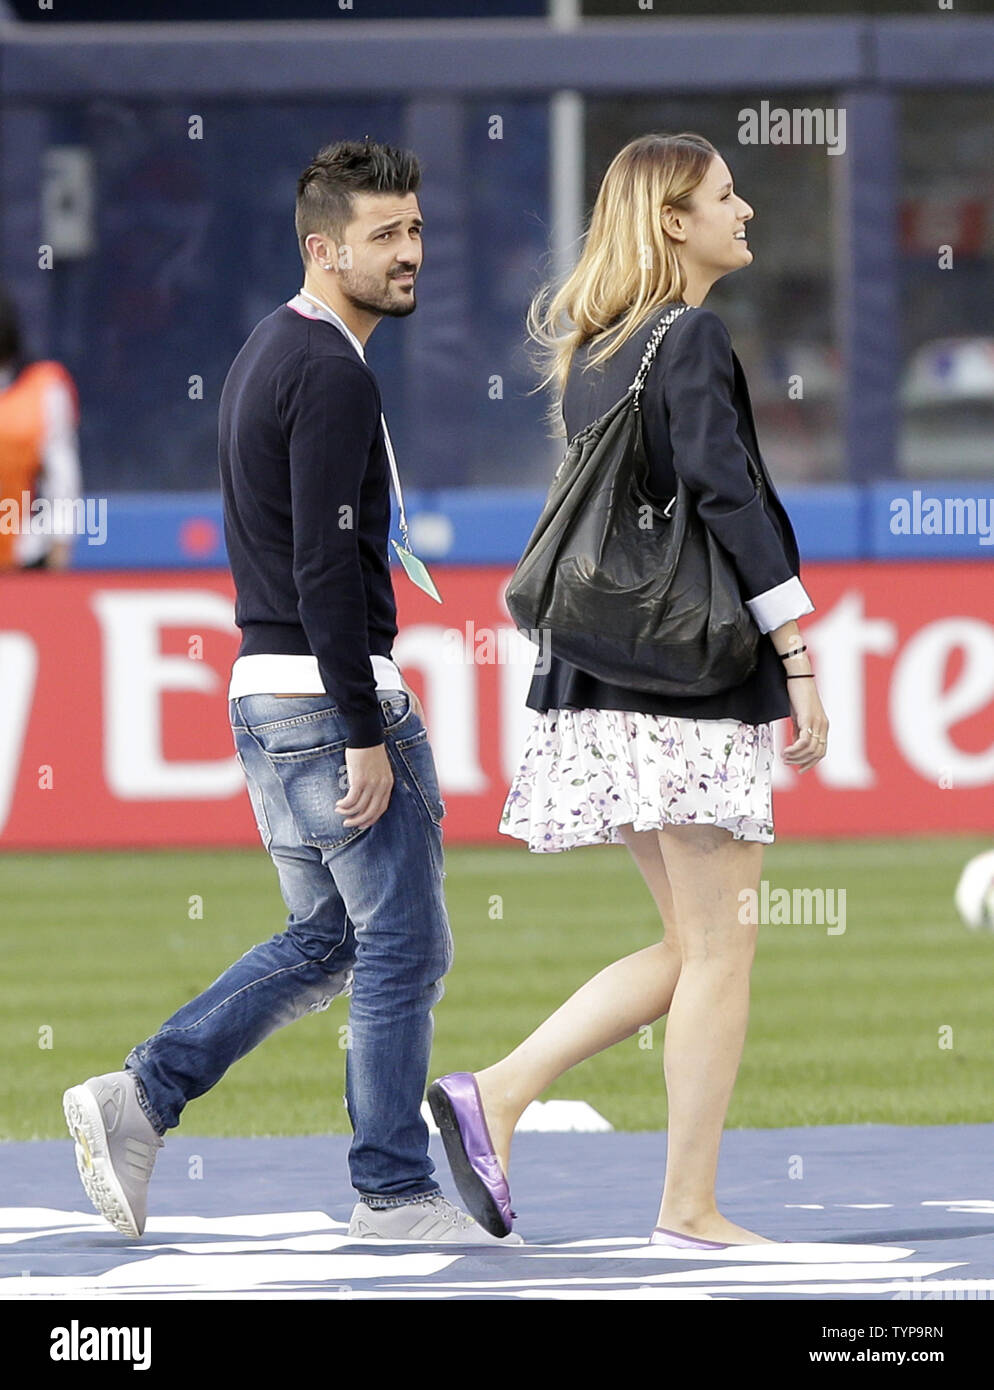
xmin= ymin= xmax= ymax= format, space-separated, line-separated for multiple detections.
xmin=745 ymin=575 xmax=815 ymax=634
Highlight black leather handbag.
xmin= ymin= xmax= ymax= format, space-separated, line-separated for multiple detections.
xmin=505 ymin=303 xmax=762 ymax=696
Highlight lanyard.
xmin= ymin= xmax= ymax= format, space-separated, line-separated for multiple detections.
xmin=289 ymin=290 xmax=440 ymax=602
xmin=291 ymin=289 xmax=413 ymax=553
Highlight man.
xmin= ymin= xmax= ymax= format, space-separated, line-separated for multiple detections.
xmin=64 ymin=140 xmax=511 ymax=1245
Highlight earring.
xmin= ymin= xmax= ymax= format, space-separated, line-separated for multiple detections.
xmin=322 ymin=263 xmax=332 ymax=270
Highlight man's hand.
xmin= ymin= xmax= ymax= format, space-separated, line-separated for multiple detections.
xmin=335 ymin=743 xmax=394 ymax=828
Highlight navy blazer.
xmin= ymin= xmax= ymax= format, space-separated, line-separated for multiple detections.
xmin=525 ymin=300 xmax=815 ymax=726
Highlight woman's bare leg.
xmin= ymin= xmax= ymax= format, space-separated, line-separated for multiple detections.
xmin=654 ymin=822 xmax=771 ymax=1244
xmin=474 ymin=826 xmax=681 ymax=1175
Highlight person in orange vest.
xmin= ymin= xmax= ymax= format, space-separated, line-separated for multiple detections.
xmin=0 ymin=287 xmax=81 ymax=571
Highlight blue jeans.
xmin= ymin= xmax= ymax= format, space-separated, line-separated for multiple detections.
xmin=124 ymin=688 xmax=453 ymax=1208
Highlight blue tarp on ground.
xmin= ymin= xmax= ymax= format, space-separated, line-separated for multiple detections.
xmin=3 ymin=1125 xmax=993 ymax=1300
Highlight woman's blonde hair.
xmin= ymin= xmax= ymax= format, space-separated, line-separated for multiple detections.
xmin=527 ymin=131 xmax=718 ymax=427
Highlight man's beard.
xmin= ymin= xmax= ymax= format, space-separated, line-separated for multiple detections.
xmin=338 ymin=267 xmax=417 ymax=319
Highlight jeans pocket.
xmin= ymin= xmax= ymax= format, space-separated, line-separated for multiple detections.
xmin=380 ymin=689 xmax=412 ymax=733
xmin=264 ymin=740 xmax=367 ymax=851
xmin=393 ymin=725 xmax=446 ymax=826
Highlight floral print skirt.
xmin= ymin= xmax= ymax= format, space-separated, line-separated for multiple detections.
xmin=498 ymin=707 xmax=775 ymax=853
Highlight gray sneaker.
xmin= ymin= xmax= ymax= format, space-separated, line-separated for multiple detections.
xmin=348 ymin=1194 xmax=524 ymax=1245
xmin=63 ymin=1070 xmax=164 ymax=1237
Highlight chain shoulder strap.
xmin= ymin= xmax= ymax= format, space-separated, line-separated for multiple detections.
xmin=632 ymin=303 xmax=694 ymax=408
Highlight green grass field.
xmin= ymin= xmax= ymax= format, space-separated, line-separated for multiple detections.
xmin=1 ymin=837 xmax=991 ymax=1141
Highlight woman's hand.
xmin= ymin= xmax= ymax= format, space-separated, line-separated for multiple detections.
xmin=782 ymin=676 xmax=829 ymax=773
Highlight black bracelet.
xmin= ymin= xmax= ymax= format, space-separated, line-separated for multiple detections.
xmin=779 ymin=643 xmax=807 ymax=661
xmin=785 ymin=673 xmax=815 ymax=680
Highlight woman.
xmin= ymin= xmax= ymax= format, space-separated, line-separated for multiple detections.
xmin=429 ymin=132 xmax=828 ymax=1248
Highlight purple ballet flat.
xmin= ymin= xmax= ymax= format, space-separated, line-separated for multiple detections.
xmin=649 ymin=1225 xmax=791 ymax=1249
xmin=649 ymin=1225 xmax=731 ymax=1250
xmin=427 ymin=1072 xmax=516 ymax=1238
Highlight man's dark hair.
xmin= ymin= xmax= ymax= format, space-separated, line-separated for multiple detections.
xmin=295 ymin=140 xmax=422 ymax=268
xmin=0 ymin=285 xmax=23 ymax=368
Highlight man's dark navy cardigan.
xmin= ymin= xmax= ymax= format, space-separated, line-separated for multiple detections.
xmin=219 ymin=304 xmax=397 ymax=749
